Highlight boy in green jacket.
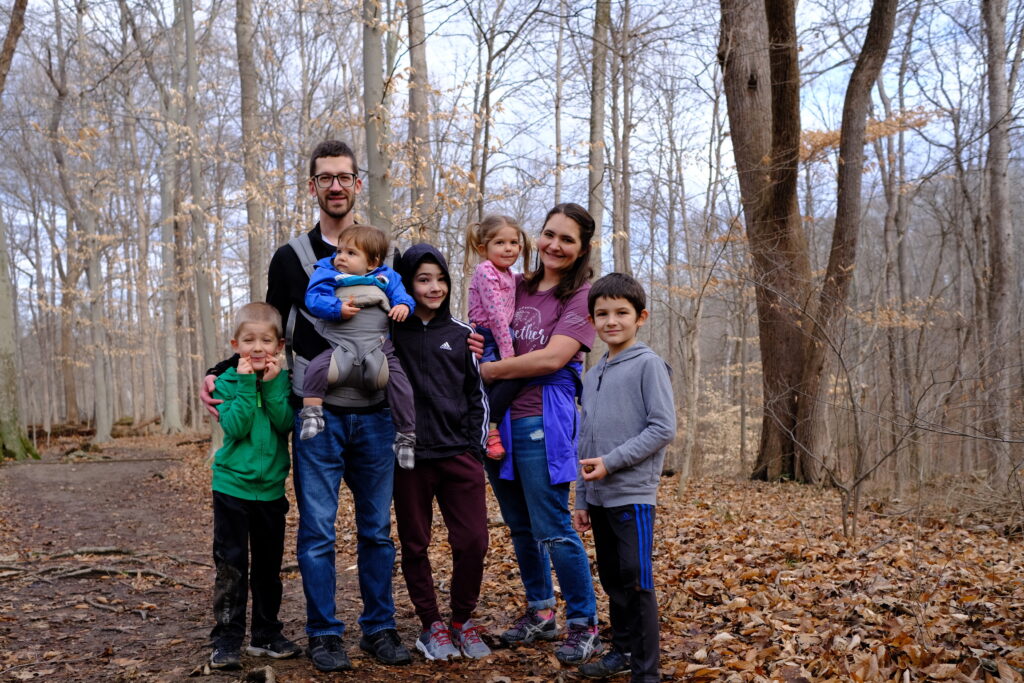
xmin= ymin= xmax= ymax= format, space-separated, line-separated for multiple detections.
xmin=208 ymin=302 xmax=300 ymax=669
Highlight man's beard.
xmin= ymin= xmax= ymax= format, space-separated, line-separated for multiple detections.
xmin=318 ymin=192 xmax=353 ymax=220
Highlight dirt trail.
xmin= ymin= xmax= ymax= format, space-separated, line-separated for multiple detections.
xmin=0 ymin=436 xmax=553 ymax=682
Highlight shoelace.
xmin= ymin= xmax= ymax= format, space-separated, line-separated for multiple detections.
xmin=563 ymin=627 xmax=591 ymax=649
xmin=432 ymin=625 xmax=454 ymax=645
xmin=460 ymin=624 xmax=485 ymax=644
xmin=513 ymin=612 xmax=540 ymax=631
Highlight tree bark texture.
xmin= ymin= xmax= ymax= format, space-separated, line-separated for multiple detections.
xmin=406 ymin=0 xmax=435 ymax=242
xmin=588 ymin=0 xmax=610 ymax=276
xmin=720 ymin=0 xmax=811 ymax=481
xmin=363 ymin=0 xmax=392 ymax=233
xmin=235 ymin=0 xmax=267 ymax=299
xmin=0 ymin=0 xmax=34 ymax=458
xmin=981 ymin=0 xmax=1015 ymax=483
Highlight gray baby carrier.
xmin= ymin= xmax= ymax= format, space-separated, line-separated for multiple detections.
xmin=285 ymin=234 xmax=389 ymax=408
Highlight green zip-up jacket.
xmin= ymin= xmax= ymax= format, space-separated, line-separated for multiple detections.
xmin=211 ymin=367 xmax=293 ymax=501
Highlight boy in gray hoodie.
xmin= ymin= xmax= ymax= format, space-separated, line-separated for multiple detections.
xmin=572 ymin=273 xmax=676 ymax=682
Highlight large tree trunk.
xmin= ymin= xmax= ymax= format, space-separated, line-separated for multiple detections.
xmin=84 ymin=202 xmax=113 ymax=443
xmin=981 ymin=0 xmax=1015 ymax=483
xmin=363 ymin=0 xmax=392 ymax=232
xmin=794 ymin=0 xmax=898 ymax=484
xmin=720 ymin=0 xmax=811 ymax=481
xmin=406 ymin=0 xmax=435 ymax=242
xmin=587 ymin=0 xmax=610 ymax=276
xmin=0 ymin=215 xmax=36 ymax=459
xmin=610 ymin=0 xmax=633 ymax=275
xmin=0 ymin=0 xmax=34 ymax=459
xmin=236 ymin=0 xmax=267 ymax=298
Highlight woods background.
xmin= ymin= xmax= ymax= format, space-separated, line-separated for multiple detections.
xmin=0 ymin=0 xmax=1021 ymax=515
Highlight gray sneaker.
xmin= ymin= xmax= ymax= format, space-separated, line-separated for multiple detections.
xmin=451 ymin=620 xmax=491 ymax=659
xmin=499 ymin=608 xmax=558 ymax=645
xmin=416 ymin=621 xmax=461 ymax=661
xmin=299 ymin=405 xmax=325 ymax=440
xmin=555 ymin=624 xmax=602 ymax=664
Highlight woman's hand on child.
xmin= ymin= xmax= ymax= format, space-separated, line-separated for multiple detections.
xmin=580 ymin=457 xmax=607 ymax=481
xmin=200 ymin=374 xmax=222 ymax=419
xmin=467 ymin=328 xmax=484 ymax=358
xmin=389 ymin=304 xmax=410 ymax=322
xmin=341 ymin=296 xmax=360 ymax=320
xmin=262 ymin=355 xmax=282 ymax=381
xmin=572 ymin=509 xmax=591 ymax=533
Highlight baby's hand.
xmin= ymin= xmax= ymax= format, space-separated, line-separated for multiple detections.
xmin=389 ymin=304 xmax=410 ymax=322
xmin=341 ymin=296 xmax=360 ymax=320
xmin=262 ymin=355 xmax=282 ymax=381
xmin=237 ymin=355 xmax=254 ymax=375
xmin=580 ymin=457 xmax=607 ymax=481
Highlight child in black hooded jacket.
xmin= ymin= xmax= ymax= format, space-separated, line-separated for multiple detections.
xmin=390 ymin=243 xmax=492 ymax=661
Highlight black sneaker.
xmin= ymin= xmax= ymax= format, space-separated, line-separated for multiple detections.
xmin=246 ymin=634 xmax=301 ymax=659
xmin=580 ymin=648 xmax=631 ymax=678
xmin=359 ymin=628 xmax=412 ymax=665
xmin=209 ymin=645 xmax=241 ymax=670
xmin=308 ymin=634 xmax=352 ymax=672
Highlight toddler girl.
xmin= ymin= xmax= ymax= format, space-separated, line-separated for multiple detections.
xmin=466 ymin=214 xmax=530 ymax=460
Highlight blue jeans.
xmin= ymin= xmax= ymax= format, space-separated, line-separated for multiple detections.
xmin=484 ymin=416 xmax=597 ymax=626
xmin=293 ymin=407 xmax=397 ymax=638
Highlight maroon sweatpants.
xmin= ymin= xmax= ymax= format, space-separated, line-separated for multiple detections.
xmin=393 ymin=452 xmax=488 ymax=628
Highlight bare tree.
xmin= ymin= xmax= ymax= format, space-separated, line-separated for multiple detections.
xmin=588 ymin=0 xmax=610 ymax=274
xmin=720 ymin=0 xmax=811 ymax=481
xmin=981 ymin=0 xmax=1015 ymax=483
xmin=794 ymin=0 xmax=898 ymax=484
xmin=406 ymin=0 xmax=435 ymax=242
xmin=0 ymin=0 xmax=32 ymax=458
xmin=236 ymin=0 xmax=267 ymax=298
xmin=364 ymin=0 xmax=392 ymax=232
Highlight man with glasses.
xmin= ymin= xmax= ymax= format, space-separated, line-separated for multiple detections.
xmin=270 ymin=140 xmax=412 ymax=672
xmin=206 ymin=140 xmax=412 ymax=672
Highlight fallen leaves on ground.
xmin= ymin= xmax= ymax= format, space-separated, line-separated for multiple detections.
xmin=0 ymin=434 xmax=1022 ymax=681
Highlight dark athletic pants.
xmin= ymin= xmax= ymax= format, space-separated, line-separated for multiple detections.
xmin=303 ymin=340 xmax=415 ymax=433
xmin=210 ymin=491 xmax=288 ymax=647
xmin=589 ymin=503 xmax=659 ymax=682
xmin=393 ymin=452 xmax=488 ymax=628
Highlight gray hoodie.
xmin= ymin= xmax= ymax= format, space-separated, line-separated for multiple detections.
xmin=575 ymin=342 xmax=676 ymax=509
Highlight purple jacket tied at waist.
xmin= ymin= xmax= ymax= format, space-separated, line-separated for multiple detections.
xmin=497 ymin=364 xmax=582 ymax=485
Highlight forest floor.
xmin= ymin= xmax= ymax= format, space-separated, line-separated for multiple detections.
xmin=0 ymin=435 xmax=1023 ymax=682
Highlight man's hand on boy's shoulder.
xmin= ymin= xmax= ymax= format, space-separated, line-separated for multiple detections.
xmin=201 ymin=374 xmax=222 ymax=419
xmin=200 ymin=354 xmax=240 ymax=419
xmin=580 ymin=457 xmax=608 ymax=481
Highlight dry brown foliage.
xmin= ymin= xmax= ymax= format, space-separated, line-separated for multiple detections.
xmin=0 ymin=434 xmax=1021 ymax=681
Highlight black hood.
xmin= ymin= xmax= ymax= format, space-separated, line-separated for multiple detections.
xmin=394 ymin=242 xmax=452 ymax=316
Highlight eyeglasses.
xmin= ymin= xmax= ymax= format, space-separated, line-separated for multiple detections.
xmin=312 ymin=172 xmax=358 ymax=189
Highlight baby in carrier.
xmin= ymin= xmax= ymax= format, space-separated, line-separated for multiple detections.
xmin=297 ymin=224 xmax=417 ymax=469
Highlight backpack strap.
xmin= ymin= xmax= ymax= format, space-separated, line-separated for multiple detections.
xmin=285 ymin=233 xmax=319 ymax=370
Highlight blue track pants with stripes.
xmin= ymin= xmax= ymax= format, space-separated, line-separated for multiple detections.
xmin=589 ymin=503 xmax=659 ymax=682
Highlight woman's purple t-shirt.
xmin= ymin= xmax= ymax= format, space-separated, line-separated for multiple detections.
xmin=508 ymin=277 xmax=594 ymax=419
